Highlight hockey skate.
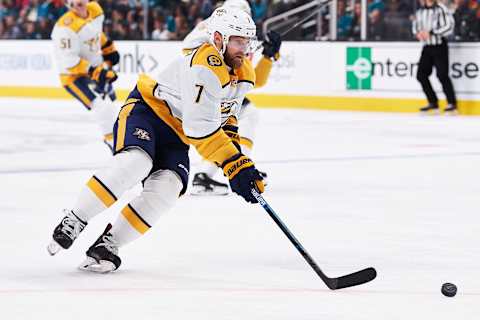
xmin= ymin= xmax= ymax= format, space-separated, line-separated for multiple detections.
xmin=443 ymin=104 xmax=458 ymax=116
xmin=47 ymin=209 xmax=87 ymax=256
xmin=419 ymin=104 xmax=439 ymax=115
xmin=191 ymin=172 xmax=229 ymax=196
xmin=79 ymin=223 xmax=121 ymax=273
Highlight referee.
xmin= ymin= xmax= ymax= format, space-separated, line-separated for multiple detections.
xmin=412 ymin=0 xmax=457 ymax=114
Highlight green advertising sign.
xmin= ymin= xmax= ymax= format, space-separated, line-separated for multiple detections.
xmin=346 ymin=47 xmax=372 ymax=90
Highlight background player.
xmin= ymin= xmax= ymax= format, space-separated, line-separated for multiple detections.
xmin=47 ymin=7 xmax=265 ymax=273
xmin=185 ymin=0 xmax=282 ymax=195
xmin=51 ymin=0 xmax=120 ymax=151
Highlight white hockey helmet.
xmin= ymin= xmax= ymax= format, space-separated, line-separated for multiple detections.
xmin=207 ymin=7 xmax=257 ymax=55
xmin=223 ymin=0 xmax=252 ymax=17
xmin=65 ymin=0 xmax=87 ymax=9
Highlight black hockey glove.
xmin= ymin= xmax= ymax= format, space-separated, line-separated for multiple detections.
xmin=262 ymin=30 xmax=282 ymax=61
xmin=89 ymin=63 xmax=118 ymax=94
xmin=222 ymin=154 xmax=265 ymax=203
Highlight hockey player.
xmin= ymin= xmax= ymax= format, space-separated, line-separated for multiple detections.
xmin=51 ymin=0 xmax=120 ymax=151
xmin=186 ymin=0 xmax=282 ymax=195
xmin=47 ymin=7 xmax=265 ymax=273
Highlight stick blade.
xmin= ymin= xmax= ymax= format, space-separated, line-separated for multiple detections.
xmin=328 ymin=267 xmax=377 ymax=290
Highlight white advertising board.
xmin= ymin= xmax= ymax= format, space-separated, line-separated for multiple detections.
xmin=1 ymin=40 xmax=479 ymax=101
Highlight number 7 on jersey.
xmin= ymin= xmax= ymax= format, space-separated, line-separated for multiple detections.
xmin=194 ymin=84 xmax=204 ymax=103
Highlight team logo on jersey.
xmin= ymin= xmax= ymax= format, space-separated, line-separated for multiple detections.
xmin=207 ymin=55 xmax=222 ymax=67
xmin=133 ymin=128 xmax=151 ymax=141
xmin=230 ymin=75 xmax=238 ymax=87
xmin=221 ymin=100 xmax=239 ymax=115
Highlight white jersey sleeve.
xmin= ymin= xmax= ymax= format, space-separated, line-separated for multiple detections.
xmin=182 ymin=19 xmax=211 ymax=50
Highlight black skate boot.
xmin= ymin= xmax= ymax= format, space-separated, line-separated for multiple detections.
xmin=444 ymin=104 xmax=458 ymax=115
xmin=419 ymin=103 xmax=439 ymax=115
xmin=191 ymin=172 xmax=229 ymax=195
xmin=79 ymin=223 xmax=121 ymax=273
xmin=47 ymin=209 xmax=87 ymax=256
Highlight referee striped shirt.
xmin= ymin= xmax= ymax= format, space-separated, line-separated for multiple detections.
xmin=412 ymin=2 xmax=454 ymax=45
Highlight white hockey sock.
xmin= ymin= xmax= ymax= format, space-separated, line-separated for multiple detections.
xmin=90 ymin=96 xmax=119 ymax=139
xmin=111 ymin=170 xmax=182 ymax=247
xmin=73 ymin=148 xmax=153 ymax=221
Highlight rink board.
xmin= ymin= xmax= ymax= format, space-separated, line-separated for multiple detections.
xmin=1 ymin=41 xmax=480 ymax=114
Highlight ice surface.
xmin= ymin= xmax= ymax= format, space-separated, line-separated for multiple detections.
xmin=0 ymin=98 xmax=478 ymax=320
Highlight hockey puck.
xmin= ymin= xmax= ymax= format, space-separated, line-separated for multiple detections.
xmin=441 ymin=283 xmax=457 ymax=297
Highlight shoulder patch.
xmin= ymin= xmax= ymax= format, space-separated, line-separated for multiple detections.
xmin=57 ymin=12 xmax=86 ymax=33
xmin=207 ymin=55 xmax=222 ymax=67
xmin=191 ymin=44 xmax=229 ymax=88
xmin=63 ymin=16 xmax=73 ymax=26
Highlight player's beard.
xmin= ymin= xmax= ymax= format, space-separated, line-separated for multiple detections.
xmin=225 ymin=54 xmax=244 ymax=69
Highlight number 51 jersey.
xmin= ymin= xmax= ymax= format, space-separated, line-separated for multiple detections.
xmin=51 ymin=2 xmax=104 ymax=80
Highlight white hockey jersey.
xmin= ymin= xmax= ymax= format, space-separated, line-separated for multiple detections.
xmin=182 ymin=17 xmax=274 ymax=90
xmin=134 ymin=43 xmax=256 ymax=165
xmin=51 ymin=2 xmax=105 ymax=84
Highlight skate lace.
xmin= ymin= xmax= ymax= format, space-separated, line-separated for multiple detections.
xmin=98 ymin=234 xmax=119 ymax=255
xmin=61 ymin=210 xmax=85 ymax=240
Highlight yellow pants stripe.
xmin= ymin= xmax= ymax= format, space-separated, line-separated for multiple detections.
xmin=86 ymin=176 xmax=117 ymax=207
xmin=121 ymin=204 xmax=150 ymax=234
xmin=67 ymin=82 xmax=92 ymax=107
xmin=240 ymin=137 xmax=253 ymax=150
xmin=115 ymin=101 xmax=136 ymax=152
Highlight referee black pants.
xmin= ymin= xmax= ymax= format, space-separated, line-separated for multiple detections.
xmin=416 ymin=41 xmax=457 ymax=106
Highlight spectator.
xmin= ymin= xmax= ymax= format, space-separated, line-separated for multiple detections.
xmin=37 ymin=17 xmax=51 ymax=39
xmin=252 ymin=0 xmax=268 ymax=23
xmin=350 ymin=1 xmax=362 ymax=40
xmin=151 ymin=17 xmax=169 ymax=40
xmin=337 ymin=0 xmax=353 ymax=40
xmin=453 ymin=0 xmax=477 ymax=40
xmin=24 ymin=20 xmax=41 ymax=39
xmin=368 ymin=9 xmax=385 ymax=40
xmin=3 ymin=14 xmax=23 ymax=38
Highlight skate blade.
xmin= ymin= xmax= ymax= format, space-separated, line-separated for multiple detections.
xmin=190 ymin=185 xmax=229 ymax=196
xmin=420 ymin=109 xmax=439 ymax=116
xmin=47 ymin=241 xmax=62 ymax=256
xmin=78 ymin=257 xmax=116 ymax=273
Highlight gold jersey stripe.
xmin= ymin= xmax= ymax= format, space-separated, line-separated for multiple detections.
xmin=115 ymin=101 xmax=136 ymax=152
xmin=188 ymin=128 xmax=239 ymax=166
xmin=121 ymin=204 xmax=150 ymax=234
xmin=87 ymin=175 xmax=117 ymax=207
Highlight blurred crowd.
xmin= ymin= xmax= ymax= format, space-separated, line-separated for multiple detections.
xmin=335 ymin=0 xmax=480 ymax=41
xmin=1 ymin=0 xmax=480 ymax=41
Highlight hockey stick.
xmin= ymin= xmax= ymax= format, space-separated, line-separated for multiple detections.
xmin=255 ymin=0 xmax=333 ymax=52
xmin=278 ymin=0 xmax=332 ymax=38
xmin=251 ymin=188 xmax=377 ymax=290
